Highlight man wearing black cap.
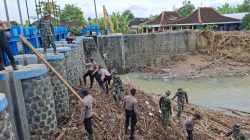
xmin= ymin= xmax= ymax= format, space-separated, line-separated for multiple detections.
xmin=83 ymin=58 xmax=98 ymax=88
xmin=80 ymin=88 xmax=94 ymax=140
xmin=123 ymin=88 xmax=139 ymax=139
xmin=225 ymin=124 xmax=247 ymax=140
xmin=0 ymin=19 xmax=18 ymax=71
xmin=182 ymin=112 xmax=201 ymax=140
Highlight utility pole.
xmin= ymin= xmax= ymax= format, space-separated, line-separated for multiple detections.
xmin=35 ymin=0 xmax=39 ymax=20
xmin=3 ymin=0 xmax=10 ymax=22
xmin=25 ymin=0 xmax=31 ymax=25
xmin=94 ymin=0 xmax=99 ymax=26
xmin=17 ymin=0 xmax=24 ymax=27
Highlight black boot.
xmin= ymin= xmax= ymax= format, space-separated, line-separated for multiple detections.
xmin=125 ymin=127 xmax=128 ymax=135
xmin=0 ymin=65 xmax=5 ymax=71
xmin=12 ymin=63 xmax=18 ymax=70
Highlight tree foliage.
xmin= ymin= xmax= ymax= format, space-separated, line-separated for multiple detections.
xmin=60 ymin=4 xmax=87 ymax=25
xmin=237 ymin=0 xmax=250 ymax=12
xmin=148 ymin=14 xmax=159 ymax=21
xmin=122 ymin=10 xmax=134 ymax=20
xmin=216 ymin=3 xmax=238 ymax=14
xmin=177 ymin=0 xmax=195 ymax=17
xmin=241 ymin=13 xmax=250 ymax=29
xmin=36 ymin=1 xmax=60 ymax=18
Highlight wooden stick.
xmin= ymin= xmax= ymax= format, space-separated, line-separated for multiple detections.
xmin=56 ymin=128 xmax=66 ymax=140
xmin=19 ymin=35 xmax=102 ymax=121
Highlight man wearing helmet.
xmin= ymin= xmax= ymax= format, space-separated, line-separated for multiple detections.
xmin=225 ymin=124 xmax=248 ymax=140
xmin=37 ymin=11 xmax=56 ymax=54
xmin=172 ymin=88 xmax=189 ymax=118
xmin=159 ymin=90 xmax=172 ymax=128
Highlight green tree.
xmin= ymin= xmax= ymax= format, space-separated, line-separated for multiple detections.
xmin=148 ymin=14 xmax=159 ymax=21
xmin=60 ymin=4 xmax=87 ymax=25
xmin=122 ymin=9 xmax=134 ymax=20
xmin=177 ymin=0 xmax=195 ymax=17
xmin=241 ymin=13 xmax=250 ymax=29
xmin=237 ymin=0 xmax=250 ymax=12
xmin=216 ymin=3 xmax=238 ymax=14
xmin=37 ymin=1 xmax=60 ymax=18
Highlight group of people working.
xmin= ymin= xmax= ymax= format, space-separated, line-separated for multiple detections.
xmin=159 ymin=89 xmax=248 ymax=140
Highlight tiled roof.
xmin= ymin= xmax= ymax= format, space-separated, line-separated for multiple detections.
xmin=130 ymin=18 xmax=148 ymax=26
xmin=148 ymin=11 xmax=181 ymax=25
xmin=171 ymin=7 xmax=240 ymax=24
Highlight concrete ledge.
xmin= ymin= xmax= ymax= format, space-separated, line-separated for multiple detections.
xmin=0 ymin=71 xmax=7 ymax=81
xmin=0 ymin=93 xmax=8 ymax=112
xmin=36 ymin=47 xmax=72 ymax=53
xmin=15 ymin=54 xmax=37 ymax=65
xmin=11 ymin=64 xmax=48 ymax=80
xmin=41 ymin=53 xmax=65 ymax=61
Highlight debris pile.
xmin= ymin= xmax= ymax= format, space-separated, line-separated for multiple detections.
xmin=57 ymin=85 xmax=250 ymax=139
xmin=197 ymin=30 xmax=250 ymax=63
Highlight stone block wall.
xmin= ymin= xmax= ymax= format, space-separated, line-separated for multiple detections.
xmin=49 ymin=60 xmax=69 ymax=122
xmin=83 ymin=37 xmax=107 ymax=69
xmin=0 ymin=110 xmax=14 ymax=140
xmin=98 ymin=30 xmax=198 ymax=72
xmin=21 ymin=73 xmax=57 ymax=140
xmin=64 ymin=43 xmax=85 ymax=86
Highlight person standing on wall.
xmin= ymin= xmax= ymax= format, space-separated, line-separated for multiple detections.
xmin=0 ymin=20 xmax=18 ymax=71
xmin=123 ymin=88 xmax=139 ymax=140
xmin=83 ymin=58 xmax=98 ymax=88
xmin=99 ymin=65 xmax=112 ymax=94
xmin=80 ymin=88 xmax=94 ymax=140
xmin=37 ymin=11 xmax=56 ymax=54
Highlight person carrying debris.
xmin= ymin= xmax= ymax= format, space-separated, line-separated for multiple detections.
xmin=83 ymin=58 xmax=98 ymax=88
xmin=225 ymin=124 xmax=248 ymax=140
xmin=111 ymin=69 xmax=123 ymax=102
xmin=80 ymin=88 xmax=94 ymax=140
xmin=37 ymin=11 xmax=56 ymax=54
xmin=182 ymin=112 xmax=201 ymax=140
xmin=123 ymin=88 xmax=138 ymax=139
xmin=159 ymin=90 xmax=172 ymax=128
xmin=172 ymin=88 xmax=188 ymax=118
xmin=99 ymin=65 xmax=112 ymax=94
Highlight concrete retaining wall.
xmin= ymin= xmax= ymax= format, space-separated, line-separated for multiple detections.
xmin=98 ymin=30 xmax=198 ymax=72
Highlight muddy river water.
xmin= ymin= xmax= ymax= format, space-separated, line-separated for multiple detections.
xmin=120 ymin=73 xmax=250 ymax=112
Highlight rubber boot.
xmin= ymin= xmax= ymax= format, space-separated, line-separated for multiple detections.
xmin=11 ymin=63 xmax=18 ymax=70
xmin=0 ymin=64 xmax=5 ymax=71
xmin=125 ymin=127 xmax=128 ymax=135
xmin=87 ymin=133 xmax=94 ymax=140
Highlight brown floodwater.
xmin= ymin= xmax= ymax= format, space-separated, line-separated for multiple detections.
xmin=120 ymin=73 xmax=250 ymax=112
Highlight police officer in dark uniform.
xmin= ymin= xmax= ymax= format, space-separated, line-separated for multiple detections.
xmin=0 ymin=20 xmax=18 ymax=71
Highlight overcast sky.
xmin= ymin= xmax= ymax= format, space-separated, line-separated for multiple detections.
xmin=0 ymin=0 xmax=245 ymax=23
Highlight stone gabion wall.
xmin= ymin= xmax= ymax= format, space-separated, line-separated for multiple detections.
xmin=83 ymin=37 xmax=107 ymax=69
xmin=49 ymin=60 xmax=69 ymax=122
xmin=64 ymin=43 xmax=85 ymax=86
xmin=21 ymin=74 xmax=57 ymax=140
xmin=0 ymin=110 xmax=14 ymax=140
xmin=98 ymin=30 xmax=198 ymax=72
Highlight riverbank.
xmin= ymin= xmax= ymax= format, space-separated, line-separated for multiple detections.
xmin=57 ymin=85 xmax=250 ymax=139
xmin=129 ymin=53 xmax=250 ymax=81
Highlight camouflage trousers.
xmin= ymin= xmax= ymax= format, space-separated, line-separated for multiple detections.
xmin=113 ymin=87 xmax=122 ymax=102
xmin=41 ymin=33 xmax=56 ymax=53
xmin=161 ymin=108 xmax=171 ymax=128
xmin=177 ymin=102 xmax=184 ymax=118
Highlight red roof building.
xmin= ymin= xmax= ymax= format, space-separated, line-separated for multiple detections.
xmin=143 ymin=7 xmax=241 ymax=33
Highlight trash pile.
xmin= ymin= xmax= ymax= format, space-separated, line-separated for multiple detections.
xmin=197 ymin=30 xmax=250 ymax=63
xmin=57 ymin=84 xmax=250 ymax=140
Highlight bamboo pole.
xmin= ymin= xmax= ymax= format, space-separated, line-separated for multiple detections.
xmin=19 ymin=35 xmax=102 ymax=121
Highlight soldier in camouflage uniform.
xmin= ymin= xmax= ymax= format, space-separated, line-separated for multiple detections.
xmin=172 ymin=88 xmax=188 ymax=118
xmin=37 ymin=11 xmax=56 ymax=54
xmin=111 ymin=69 xmax=123 ymax=102
xmin=225 ymin=124 xmax=248 ymax=140
xmin=159 ymin=90 xmax=172 ymax=128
